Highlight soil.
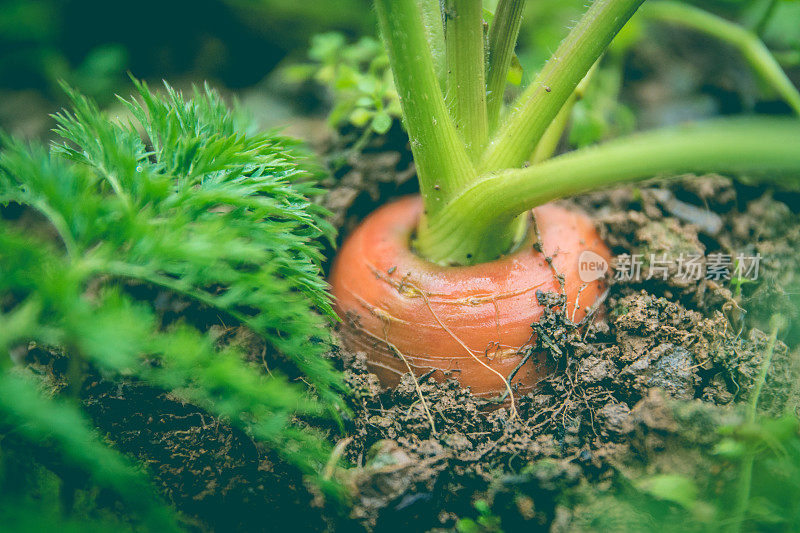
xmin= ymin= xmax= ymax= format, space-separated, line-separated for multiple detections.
xmin=321 ymin=128 xmax=800 ymax=531
xmin=13 ymin=124 xmax=800 ymax=532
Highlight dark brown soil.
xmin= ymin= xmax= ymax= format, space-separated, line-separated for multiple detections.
xmin=322 ymin=140 xmax=800 ymax=530
xmin=20 ymin=127 xmax=798 ymax=532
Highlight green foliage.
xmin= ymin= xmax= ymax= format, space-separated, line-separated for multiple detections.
xmin=456 ymin=499 xmax=504 ymax=533
xmin=575 ymin=415 xmax=800 ymax=532
xmin=0 ymin=80 xmax=343 ymax=529
xmin=635 ymin=474 xmax=701 ymax=510
xmin=284 ymin=32 xmax=401 ymax=135
xmin=289 ymin=3 xmax=633 ymax=148
xmin=297 ymin=1 xmax=797 ymax=151
xmin=0 ymin=0 xmax=375 ymax=102
xmin=515 ymin=0 xmax=590 ymax=79
xmin=223 ymin=0 xmax=375 ymax=47
xmin=568 ymin=56 xmax=637 ymax=147
xmin=759 ymin=1 xmax=800 ymax=63
xmin=0 ymin=0 xmax=127 ymax=99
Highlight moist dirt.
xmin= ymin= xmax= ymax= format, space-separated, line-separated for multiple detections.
xmin=322 ymin=129 xmax=800 ymax=531
xmin=17 ymin=126 xmax=800 ymax=532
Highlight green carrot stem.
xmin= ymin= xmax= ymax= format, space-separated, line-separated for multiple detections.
xmin=419 ymin=0 xmax=446 ymax=89
xmin=530 ymin=61 xmax=598 ymax=164
xmin=486 ymin=0 xmax=527 ymax=132
xmin=479 ymin=0 xmax=644 ymax=173
xmin=444 ymin=0 xmax=489 ymax=158
xmin=374 ymin=0 xmax=476 ymax=215
xmin=417 ymin=118 xmax=800 ymax=265
xmin=729 ymin=316 xmax=783 ymax=533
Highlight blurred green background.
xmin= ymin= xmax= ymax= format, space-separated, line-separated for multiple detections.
xmin=1 ymin=0 xmax=798 ymax=138
xmin=0 ymin=0 xmax=375 ymax=135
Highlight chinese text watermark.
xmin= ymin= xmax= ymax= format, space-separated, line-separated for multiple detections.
xmin=578 ymin=252 xmax=762 ymax=283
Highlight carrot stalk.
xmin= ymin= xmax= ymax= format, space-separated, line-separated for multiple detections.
xmin=418 ymin=119 xmax=800 ymax=264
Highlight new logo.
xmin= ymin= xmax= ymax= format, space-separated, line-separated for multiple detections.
xmin=578 ymin=250 xmax=609 ymax=282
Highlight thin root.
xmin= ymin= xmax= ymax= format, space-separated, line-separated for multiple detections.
xmin=400 ymin=278 xmax=520 ymax=420
xmin=380 ymin=319 xmax=438 ymax=435
xmin=322 ymin=437 xmax=353 ymax=481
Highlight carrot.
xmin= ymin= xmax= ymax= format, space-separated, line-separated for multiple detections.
xmin=329 ymin=195 xmax=610 ymax=397
xmin=328 ymin=0 xmax=800 ymax=402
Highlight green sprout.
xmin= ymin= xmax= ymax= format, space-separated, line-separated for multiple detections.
xmin=286 ymin=32 xmax=401 ymax=136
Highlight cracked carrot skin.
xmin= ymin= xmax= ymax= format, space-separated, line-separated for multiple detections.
xmin=329 ymin=195 xmax=611 ymax=397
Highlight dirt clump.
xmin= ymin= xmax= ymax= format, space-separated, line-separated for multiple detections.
xmin=332 ymin=174 xmax=799 ymax=531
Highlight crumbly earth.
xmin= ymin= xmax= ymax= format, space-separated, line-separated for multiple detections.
xmin=18 ymin=127 xmax=799 ymax=531
xmin=322 ymin=142 xmax=800 ymax=530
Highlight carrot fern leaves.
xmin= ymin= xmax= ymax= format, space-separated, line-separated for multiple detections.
xmin=0 ymin=80 xmax=343 ymax=527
